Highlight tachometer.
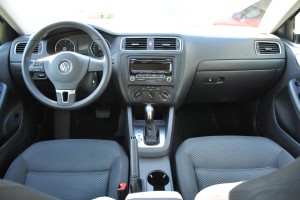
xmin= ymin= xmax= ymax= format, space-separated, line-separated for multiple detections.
xmin=90 ymin=41 xmax=103 ymax=58
xmin=55 ymin=38 xmax=75 ymax=53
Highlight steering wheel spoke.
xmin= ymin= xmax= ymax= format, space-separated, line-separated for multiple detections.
xmin=56 ymin=89 xmax=76 ymax=106
xmin=88 ymin=57 xmax=105 ymax=72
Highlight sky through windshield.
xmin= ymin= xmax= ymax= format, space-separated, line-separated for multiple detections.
xmin=1 ymin=0 xmax=271 ymax=34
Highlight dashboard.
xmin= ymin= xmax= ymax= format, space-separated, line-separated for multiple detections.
xmin=8 ymin=26 xmax=286 ymax=108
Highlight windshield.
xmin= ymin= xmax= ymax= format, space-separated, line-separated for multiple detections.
xmin=1 ymin=0 xmax=272 ymax=34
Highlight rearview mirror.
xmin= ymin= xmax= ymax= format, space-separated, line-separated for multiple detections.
xmin=232 ymin=12 xmax=243 ymax=19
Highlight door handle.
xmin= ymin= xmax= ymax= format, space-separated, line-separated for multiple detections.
xmin=288 ymin=79 xmax=300 ymax=120
xmin=0 ymin=83 xmax=8 ymax=117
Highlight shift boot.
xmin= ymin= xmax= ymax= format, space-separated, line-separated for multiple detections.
xmin=144 ymin=123 xmax=160 ymax=145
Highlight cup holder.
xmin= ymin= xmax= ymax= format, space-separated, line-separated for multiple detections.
xmin=147 ymin=170 xmax=170 ymax=191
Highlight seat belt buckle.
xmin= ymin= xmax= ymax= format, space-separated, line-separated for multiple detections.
xmin=117 ymin=183 xmax=128 ymax=200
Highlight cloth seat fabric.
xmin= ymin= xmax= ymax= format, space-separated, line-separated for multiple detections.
xmin=4 ymin=139 xmax=128 ymax=200
xmin=175 ymin=136 xmax=294 ymax=200
xmin=195 ymin=157 xmax=300 ymax=200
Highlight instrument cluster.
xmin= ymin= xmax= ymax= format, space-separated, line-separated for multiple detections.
xmin=48 ymin=35 xmax=110 ymax=58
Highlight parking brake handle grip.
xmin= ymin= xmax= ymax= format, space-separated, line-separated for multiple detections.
xmin=129 ymin=136 xmax=142 ymax=193
xmin=130 ymin=136 xmax=140 ymax=178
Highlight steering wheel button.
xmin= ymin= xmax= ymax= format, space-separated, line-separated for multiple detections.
xmin=34 ymin=61 xmax=41 ymax=66
xmin=37 ymin=73 xmax=46 ymax=79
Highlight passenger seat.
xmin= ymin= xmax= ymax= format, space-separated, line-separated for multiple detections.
xmin=175 ymin=136 xmax=294 ymax=200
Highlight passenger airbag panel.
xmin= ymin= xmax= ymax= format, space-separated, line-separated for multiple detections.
xmin=197 ymin=59 xmax=285 ymax=71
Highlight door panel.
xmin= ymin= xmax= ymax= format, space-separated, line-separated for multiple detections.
xmin=0 ymin=100 xmax=22 ymax=146
xmin=0 ymin=19 xmax=43 ymax=177
xmin=0 ymin=42 xmax=29 ymax=177
xmin=0 ymin=42 xmax=23 ymax=146
xmin=275 ymin=88 xmax=300 ymax=143
xmin=257 ymin=41 xmax=300 ymax=157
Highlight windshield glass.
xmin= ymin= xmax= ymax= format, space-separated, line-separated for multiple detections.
xmin=1 ymin=0 xmax=272 ymax=34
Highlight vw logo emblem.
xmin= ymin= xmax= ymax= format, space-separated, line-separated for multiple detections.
xmin=58 ymin=60 xmax=72 ymax=74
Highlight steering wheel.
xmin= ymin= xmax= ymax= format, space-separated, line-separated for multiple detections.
xmin=22 ymin=21 xmax=112 ymax=110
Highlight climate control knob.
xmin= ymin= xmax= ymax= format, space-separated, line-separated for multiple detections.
xmin=159 ymin=90 xmax=171 ymax=102
xmin=147 ymin=91 xmax=155 ymax=100
xmin=132 ymin=90 xmax=142 ymax=101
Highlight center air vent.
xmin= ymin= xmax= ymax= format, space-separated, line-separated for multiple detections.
xmin=154 ymin=38 xmax=180 ymax=50
xmin=125 ymin=38 xmax=147 ymax=50
xmin=122 ymin=37 xmax=182 ymax=51
xmin=255 ymin=41 xmax=281 ymax=55
xmin=15 ymin=42 xmax=42 ymax=54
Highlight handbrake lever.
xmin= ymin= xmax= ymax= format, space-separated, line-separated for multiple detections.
xmin=129 ymin=136 xmax=143 ymax=193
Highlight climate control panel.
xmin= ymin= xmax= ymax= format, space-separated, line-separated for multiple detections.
xmin=128 ymin=86 xmax=173 ymax=104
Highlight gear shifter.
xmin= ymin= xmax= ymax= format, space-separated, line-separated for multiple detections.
xmin=144 ymin=104 xmax=159 ymax=145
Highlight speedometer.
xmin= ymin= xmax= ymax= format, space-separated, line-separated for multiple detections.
xmin=90 ymin=41 xmax=103 ymax=58
xmin=55 ymin=38 xmax=75 ymax=53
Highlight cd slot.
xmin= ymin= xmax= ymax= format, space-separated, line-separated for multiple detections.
xmin=130 ymin=58 xmax=172 ymax=75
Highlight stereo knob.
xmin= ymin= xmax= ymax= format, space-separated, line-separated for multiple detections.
xmin=132 ymin=90 xmax=142 ymax=101
xmin=159 ymin=90 xmax=171 ymax=101
xmin=166 ymin=77 xmax=172 ymax=82
xmin=130 ymin=76 xmax=135 ymax=82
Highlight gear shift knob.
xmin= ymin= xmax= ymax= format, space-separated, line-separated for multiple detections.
xmin=144 ymin=104 xmax=159 ymax=145
xmin=145 ymin=104 xmax=154 ymax=123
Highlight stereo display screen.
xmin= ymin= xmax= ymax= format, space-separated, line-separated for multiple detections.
xmin=130 ymin=60 xmax=172 ymax=74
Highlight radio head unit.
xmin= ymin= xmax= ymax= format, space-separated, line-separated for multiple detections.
xmin=130 ymin=58 xmax=172 ymax=74
xmin=129 ymin=58 xmax=173 ymax=82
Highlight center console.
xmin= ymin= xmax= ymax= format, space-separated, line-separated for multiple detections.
xmin=113 ymin=36 xmax=183 ymax=196
xmin=127 ymin=105 xmax=175 ymax=193
xmin=126 ymin=56 xmax=177 ymax=105
xmin=113 ymin=50 xmax=182 ymax=105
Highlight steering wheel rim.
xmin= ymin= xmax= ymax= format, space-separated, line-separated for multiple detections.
xmin=22 ymin=21 xmax=112 ymax=110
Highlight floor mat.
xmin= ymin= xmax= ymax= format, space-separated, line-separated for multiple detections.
xmin=70 ymin=105 xmax=122 ymax=142
xmin=175 ymin=102 xmax=258 ymax=141
xmin=176 ymin=104 xmax=220 ymax=141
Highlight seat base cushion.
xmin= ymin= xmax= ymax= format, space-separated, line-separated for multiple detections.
xmin=175 ymin=136 xmax=294 ymax=200
xmin=5 ymin=139 xmax=128 ymax=200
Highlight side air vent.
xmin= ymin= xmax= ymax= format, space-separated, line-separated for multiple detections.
xmin=125 ymin=38 xmax=147 ymax=50
xmin=15 ymin=42 xmax=42 ymax=54
xmin=154 ymin=38 xmax=180 ymax=50
xmin=255 ymin=41 xmax=281 ymax=55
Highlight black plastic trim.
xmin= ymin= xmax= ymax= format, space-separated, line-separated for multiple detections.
xmin=288 ymin=79 xmax=300 ymax=120
xmin=0 ymin=83 xmax=8 ymax=117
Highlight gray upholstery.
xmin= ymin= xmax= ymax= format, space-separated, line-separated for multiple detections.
xmin=229 ymin=157 xmax=300 ymax=200
xmin=175 ymin=136 xmax=294 ymax=200
xmin=195 ymin=181 xmax=243 ymax=200
xmin=0 ymin=179 xmax=58 ymax=200
xmin=4 ymin=139 xmax=128 ymax=200
xmin=196 ymin=157 xmax=300 ymax=200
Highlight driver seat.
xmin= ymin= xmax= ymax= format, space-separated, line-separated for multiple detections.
xmin=4 ymin=139 xmax=128 ymax=200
